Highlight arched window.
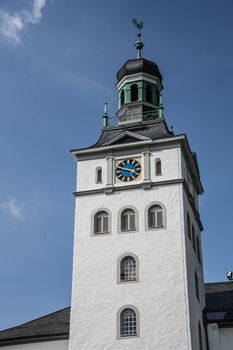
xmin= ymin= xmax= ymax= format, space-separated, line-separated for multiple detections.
xmin=96 ymin=167 xmax=102 ymax=183
xmin=148 ymin=205 xmax=163 ymax=228
xmin=187 ymin=213 xmax=191 ymax=240
xmin=195 ymin=271 xmax=199 ymax=301
xmin=130 ymin=84 xmax=138 ymax=102
xmin=155 ymin=158 xmax=162 ymax=175
xmin=120 ymin=256 xmax=137 ymax=282
xmin=192 ymin=225 xmax=196 ymax=252
xmin=146 ymin=84 xmax=152 ymax=103
xmin=120 ymin=89 xmax=125 ymax=106
xmin=196 ymin=236 xmax=201 ymax=263
xmin=121 ymin=209 xmax=135 ymax=231
xmin=120 ymin=308 xmax=137 ymax=337
xmin=94 ymin=211 xmax=109 ymax=234
xmin=198 ymin=322 xmax=203 ymax=350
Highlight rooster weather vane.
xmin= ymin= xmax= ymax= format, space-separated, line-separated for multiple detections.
xmin=132 ymin=19 xmax=144 ymax=58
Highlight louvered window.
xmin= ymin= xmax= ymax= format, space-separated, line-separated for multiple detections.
xmin=96 ymin=167 xmax=102 ymax=183
xmin=120 ymin=89 xmax=125 ymax=106
xmin=146 ymin=84 xmax=152 ymax=103
xmin=155 ymin=159 xmax=162 ymax=175
xmin=131 ymin=84 xmax=138 ymax=102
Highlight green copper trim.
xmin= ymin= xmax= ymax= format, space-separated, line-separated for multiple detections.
xmin=118 ymin=81 xmax=159 ymax=108
xmin=158 ymin=94 xmax=164 ymax=119
xmin=103 ymin=102 xmax=108 ymax=127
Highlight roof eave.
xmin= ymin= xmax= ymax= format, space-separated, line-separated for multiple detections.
xmin=0 ymin=334 xmax=69 ymax=347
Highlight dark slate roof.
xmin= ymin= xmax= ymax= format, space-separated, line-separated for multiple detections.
xmin=0 ymin=307 xmax=70 ymax=346
xmin=205 ymin=282 xmax=233 ymax=324
xmin=117 ymin=58 xmax=163 ymax=83
xmin=90 ymin=119 xmax=173 ymax=149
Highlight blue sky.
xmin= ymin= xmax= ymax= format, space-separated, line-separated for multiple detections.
xmin=0 ymin=0 xmax=233 ymax=330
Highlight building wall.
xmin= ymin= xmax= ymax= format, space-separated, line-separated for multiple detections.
xmin=219 ymin=328 xmax=233 ymax=349
xmin=76 ymin=145 xmax=182 ymax=192
xmin=1 ymin=339 xmax=68 ymax=350
xmin=182 ymin=189 xmax=206 ymax=350
xmin=69 ymin=182 xmax=192 ymax=350
xmin=208 ymin=324 xmax=233 ymax=350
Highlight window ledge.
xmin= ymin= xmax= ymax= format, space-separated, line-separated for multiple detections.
xmin=118 ymin=279 xmax=138 ymax=284
xmin=93 ymin=231 xmax=110 ymax=236
xmin=148 ymin=225 xmax=164 ymax=229
xmin=118 ymin=335 xmax=139 ymax=340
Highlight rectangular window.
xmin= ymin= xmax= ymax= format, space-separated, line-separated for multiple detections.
xmin=121 ymin=215 xmax=128 ymax=231
xmin=148 ymin=212 xmax=155 ymax=227
xmin=157 ymin=211 xmax=163 ymax=227
xmin=102 ymin=217 xmax=108 ymax=233
xmin=96 ymin=167 xmax=102 ymax=184
xmin=129 ymin=215 xmax=135 ymax=230
xmin=94 ymin=217 xmax=102 ymax=233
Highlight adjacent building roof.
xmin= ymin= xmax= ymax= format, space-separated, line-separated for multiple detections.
xmin=205 ymin=282 xmax=233 ymax=325
xmin=0 ymin=307 xmax=70 ymax=346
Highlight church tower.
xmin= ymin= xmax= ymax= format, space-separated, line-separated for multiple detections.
xmin=69 ymin=22 xmax=206 ymax=350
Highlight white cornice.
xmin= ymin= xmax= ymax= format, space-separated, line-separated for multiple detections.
xmin=116 ymin=72 xmax=163 ymax=91
xmin=71 ymin=135 xmax=183 ymax=157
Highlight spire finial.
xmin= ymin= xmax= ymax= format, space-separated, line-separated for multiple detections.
xmin=103 ymin=102 xmax=108 ymax=127
xmin=132 ymin=19 xmax=144 ymax=58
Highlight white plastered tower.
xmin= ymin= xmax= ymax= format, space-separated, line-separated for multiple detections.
xmin=69 ymin=35 xmax=206 ymax=350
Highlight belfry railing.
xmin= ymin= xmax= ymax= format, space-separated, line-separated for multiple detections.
xmin=105 ymin=109 xmax=161 ymax=128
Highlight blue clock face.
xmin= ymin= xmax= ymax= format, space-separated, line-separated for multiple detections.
xmin=116 ymin=159 xmax=141 ymax=182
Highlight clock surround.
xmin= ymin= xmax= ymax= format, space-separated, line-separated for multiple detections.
xmin=115 ymin=158 xmax=142 ymax=183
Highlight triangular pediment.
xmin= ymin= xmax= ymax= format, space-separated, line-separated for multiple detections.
xmin=103 ymin=130 xmax=151 ymax=146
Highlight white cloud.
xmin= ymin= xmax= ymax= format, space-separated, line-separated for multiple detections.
xmin=1 ymin=197 xmax=23 ymax=219
xmin=0 ymin=0 xmax=47 ymax=45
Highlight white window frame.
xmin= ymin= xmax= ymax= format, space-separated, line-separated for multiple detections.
xmin=145 ymin=202 xmax=166 ymax=231
xmin=91 ymin=208 xmax=111 ymax=236
xmin=118 ymin=206 xmax=139 ymax=234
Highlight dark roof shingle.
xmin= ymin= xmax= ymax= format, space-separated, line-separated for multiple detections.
xmin=205 ymin=282 xmax=233 ymax=324
xmin=0 ymin=307 xmax=70 ymax=346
